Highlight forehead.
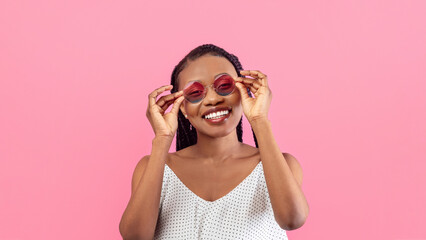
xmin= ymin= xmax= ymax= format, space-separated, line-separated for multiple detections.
xmin=178 ymin=55 xmax=237 ymax=90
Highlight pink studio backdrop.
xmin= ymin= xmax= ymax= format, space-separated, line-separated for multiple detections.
xmin=1 ymin=0 xmax=425 ymax=239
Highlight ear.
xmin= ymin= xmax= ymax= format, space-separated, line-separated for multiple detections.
xmin=180 ymin=102 xmax=187 ymax=119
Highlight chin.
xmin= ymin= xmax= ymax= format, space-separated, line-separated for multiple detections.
xmin=198 ymin=128 xmax=237 ymax=139
xmin=196 ymin=119 xmax=240 ymax=139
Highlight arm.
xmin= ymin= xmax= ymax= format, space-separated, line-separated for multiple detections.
xmin=235 ymin=70 xmax=309 ymax=230
xmin=119 ymin=85 xmax=184 ymax=240
xmin=119 ymin=137 xmax=173 ymax=240
xmin=251 ymin=118 xmax=309 ymax=230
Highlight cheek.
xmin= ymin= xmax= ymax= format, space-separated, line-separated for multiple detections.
xmin=232 ymin=90 xmax=242 ymax=106
xmin=184 ymin=101 xmax=198 ymax=115
xmin=229 ymin=92 xmax=243 ymax=116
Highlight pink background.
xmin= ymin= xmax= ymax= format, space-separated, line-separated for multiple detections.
xmin=1 ymin=0 xmax=425 ymax=239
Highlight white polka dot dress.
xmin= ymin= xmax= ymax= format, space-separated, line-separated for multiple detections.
xmin=154 ymin=161 xmax=288 ymax=239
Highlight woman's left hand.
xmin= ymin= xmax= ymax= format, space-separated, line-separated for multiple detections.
xmin=235 ymin=70 xmax=272 ymax=123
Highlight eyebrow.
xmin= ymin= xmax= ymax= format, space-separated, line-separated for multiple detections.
xmin=214 ymin=72 xmax=230 ymax=79
xmin=192 ymin=72 xmax=229 ymax=82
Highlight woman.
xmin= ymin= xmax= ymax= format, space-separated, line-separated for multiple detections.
xmin=119 ymin=44 xmax=309 ymax=239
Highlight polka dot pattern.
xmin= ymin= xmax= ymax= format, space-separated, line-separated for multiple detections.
xmin=154 ymin=161 xmax=288 ymax=239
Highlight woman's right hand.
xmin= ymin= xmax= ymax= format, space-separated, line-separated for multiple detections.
xmin=146 ymin=85 xmax=185 ymax=138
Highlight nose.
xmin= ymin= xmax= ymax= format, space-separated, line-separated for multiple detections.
xmin=202 ymin=85 xmax=224 ymax=106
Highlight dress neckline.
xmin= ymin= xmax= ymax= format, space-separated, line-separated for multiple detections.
xmin=165 ymin=161 xmax=262 ymax=204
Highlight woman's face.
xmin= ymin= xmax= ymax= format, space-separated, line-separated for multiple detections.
xmin=177 ymin=55 xmax=243 ymax=138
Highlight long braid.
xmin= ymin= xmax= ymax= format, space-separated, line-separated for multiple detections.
xmin=236 ymin=117 xmax=243 ymax=143
xmin=171 ymin=44 xmax=259 ymax=151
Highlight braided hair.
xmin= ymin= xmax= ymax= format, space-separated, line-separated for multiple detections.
xmin=170 ymin=44 xmax=259 ymax=151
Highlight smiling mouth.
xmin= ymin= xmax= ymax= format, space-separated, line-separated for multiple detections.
xmin=202 ymin=109 xmax=232 ymax=119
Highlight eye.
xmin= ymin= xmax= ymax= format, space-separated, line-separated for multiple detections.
xmin=214 ymin=75 xmax=234 ymax=90
xmin=217 ymin=82 xmax=232 ymax=90
xmin=187 ymin=90 xmax=203 ymax=96
xmin=184 ymin=82 xmax=205 ymax=96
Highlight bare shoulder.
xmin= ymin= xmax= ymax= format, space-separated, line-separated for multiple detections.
xmin=282 ymin=152 xmax=304 ymax=187
xmin=130 ymin=155 xmax=151 ymax=196
xmin=130 ymin=153 xmax=173 ymax=196
xmin=240 ymin=143 xmax=261 ymax=158
xmin=171 ymin=145 xmax=196 ymax=159
xmin=133 ymin=155 xmax=152 ymax=175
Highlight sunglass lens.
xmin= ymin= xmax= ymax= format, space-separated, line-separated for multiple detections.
xmin=183 ymin=82 xmax=205 ymax=103
xmin=214 ymin=75 xmax=235 ymax=96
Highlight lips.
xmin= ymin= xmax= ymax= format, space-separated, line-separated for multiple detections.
xmin=201 ymin=107 xmax=232 ymax=119
xmin=203 ymin=111 xmax=232 ymax=124
xmin=200 ymin=107 xmax=233 ymax=124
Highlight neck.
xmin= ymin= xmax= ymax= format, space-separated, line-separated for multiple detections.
xmin=192 ymin=130 xmax=242 ymax=164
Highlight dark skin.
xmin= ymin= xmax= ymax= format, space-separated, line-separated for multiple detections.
xmin=119 ymin=55 xmax=309 ymax=239
xmin=168 ymin=55 xmax=262 ymax=202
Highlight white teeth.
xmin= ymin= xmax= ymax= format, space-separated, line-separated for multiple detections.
xmin=204 ymin=110 xmax=229 ymax=119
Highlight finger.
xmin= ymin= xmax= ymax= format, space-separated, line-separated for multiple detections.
xmin=240 ymin=70 xmax=268 ymax=84
xmin=157 ymin=91 xmax=183 ymax=107
xmin=236 ymin=82 xmax=251 ymax=99
xmin=244 ymin=82 xmax=261 ymax=94
xmin=236 ymin=76 xmax=255 ymax=84
xmin=254 ymin=71 xmax=267 ymax=79
xmin=238 ymin=77 xmax=262 ymax=89
xmin=160 ymin=99 xmax=175 ymax=112
xmin=234 ymin=76 xmax=247 ymax=83
xmin=240 ymin=70 xmax=266 ymax=78
xmin=160 ymin=92 xmax=183 ymax=111
xmin=257 ymin=72 xmax=269 ymax=87
xmin=249 ymin=85 xmax=258 ymax=94
xmin=170 ymin=96 xmax=185 ymax=115
xmin=249 ymin=70 xmax=268 ymax=87
xmin=150 ymin=85 xmax=173 ymax=98
xmin=148 ymin=85 xmax=173 ymax=106
xmin=248 ymin=80 xmax=262 ymax=89
xmin=237 ymin=73 xmax=256 ymax=81
xmin=240 ymin=70 xmax=263 ymax=78
xmin=160 ymin=91 xmax=184 ymax=112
